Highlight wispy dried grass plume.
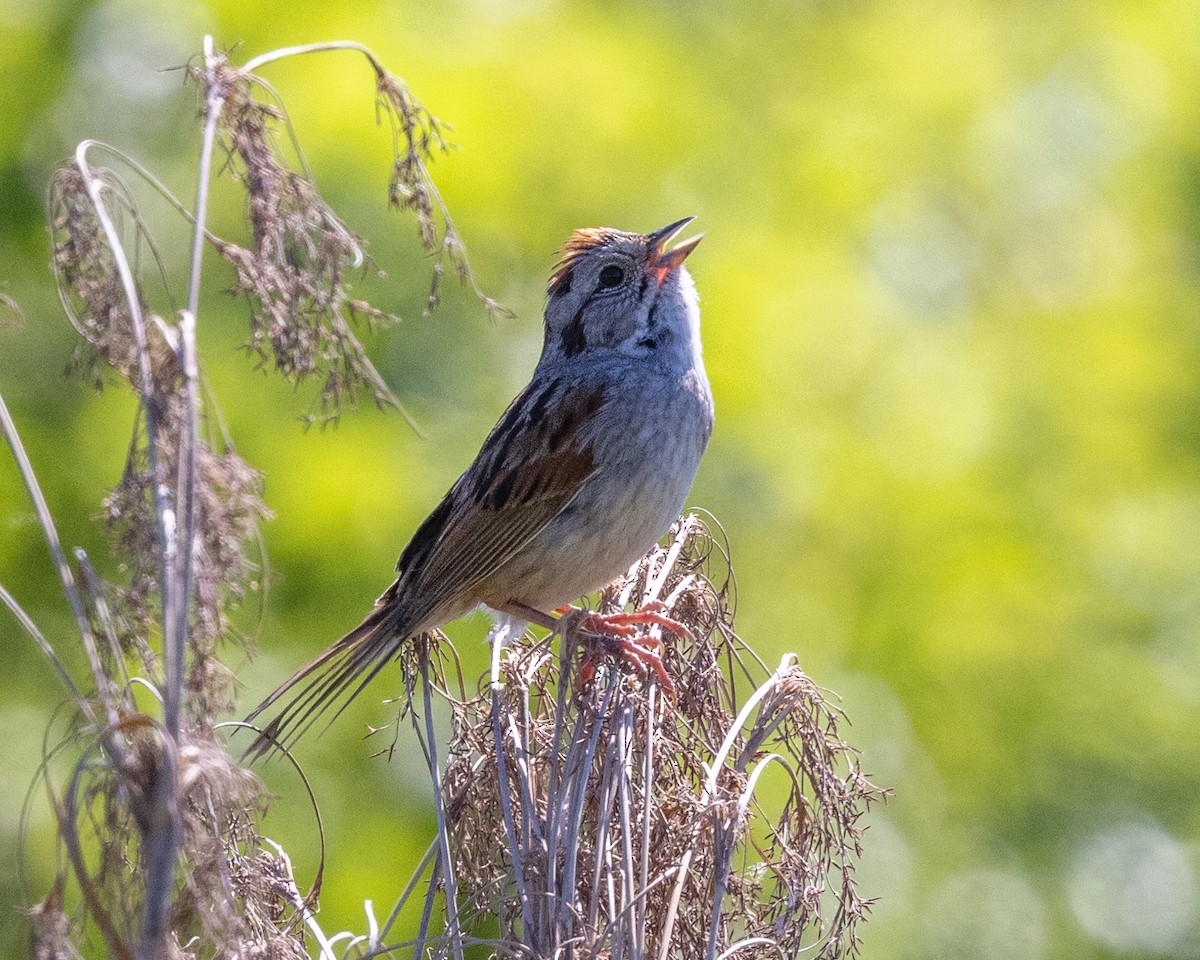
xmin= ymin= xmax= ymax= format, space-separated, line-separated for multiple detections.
xmin=9 ymin=36 xmax=506 ymax=960
xmin=193 ymin=41 xmax=508 ymax=425
xmin=3 ymin=34 xmax=881 ymax=960
xmin=437 ymin=515 xmax=880 ymax=959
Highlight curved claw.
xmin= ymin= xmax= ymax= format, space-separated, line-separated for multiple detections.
xmin=617 ymin=636 xmax=676 ymax=699
xmin=571 ymin=603 xmax=681 ymax=700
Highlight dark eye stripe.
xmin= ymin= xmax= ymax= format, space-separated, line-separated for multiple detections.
xmin=557 ymin=260 xmax=632 ymax=358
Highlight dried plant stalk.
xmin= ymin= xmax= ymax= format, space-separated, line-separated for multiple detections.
xmin=11 ymin=34 xmax=505 ymax=960
xmin=49 ymin=160 xmax=271 ymax=712
xmin=194 ymin=41 xmax=508 ymax=425
xmin=421 ymin=515 xmax=882 ymax=960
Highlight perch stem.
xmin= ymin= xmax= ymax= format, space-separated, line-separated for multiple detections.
xmin=0 ymin=395 xmax=96 ymax=720
xmin=491 ymin=689 xmax=535 ymax=945
xmin=657 ymin=659 xmax=790 ymax=960
xmin=420 ymin=654 xmax=464 ymax=960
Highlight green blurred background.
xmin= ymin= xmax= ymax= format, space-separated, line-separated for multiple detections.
xmin=3 ymin=1 xmax=1200 ymax=957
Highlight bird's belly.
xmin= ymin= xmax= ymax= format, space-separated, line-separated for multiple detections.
xmin=481 ymin=415 xmax=706 ymax=612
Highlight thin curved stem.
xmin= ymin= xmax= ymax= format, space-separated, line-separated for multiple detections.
xmin=0 ymin=393 xmax=97 ymax=721
xmin=72 ymin=140 xmax=175 ymax=731
xmin=240 ymin=40 xmax=386 ymax=77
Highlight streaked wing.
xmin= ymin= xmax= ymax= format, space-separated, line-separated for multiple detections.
xmin=245 ymin=375 xmax=608 ymax=758
xmin=394 ymin=375 xmax=607 ymax=627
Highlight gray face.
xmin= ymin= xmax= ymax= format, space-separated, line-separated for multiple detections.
xmin=538 ymin=228 xmax=700 ymax=366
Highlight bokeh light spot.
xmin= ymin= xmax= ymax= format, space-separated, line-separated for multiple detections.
xmin=1067 ymin=821 xmax=1198 ymax=953
xmin=923 ymin=867 xmax=1047 ymax=960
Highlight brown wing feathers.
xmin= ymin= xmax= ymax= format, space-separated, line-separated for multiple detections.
xmin=244 ymin=377 xmax=608 ymax=759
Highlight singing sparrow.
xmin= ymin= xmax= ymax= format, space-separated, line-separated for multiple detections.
xmin=247 ymin=218 xmax=712 ymax=752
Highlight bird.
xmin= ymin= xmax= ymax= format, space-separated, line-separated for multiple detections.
xmin=245 ymin=217 xmax=713 ymax=755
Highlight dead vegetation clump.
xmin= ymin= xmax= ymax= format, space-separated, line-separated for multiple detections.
xmin=435 ymin=515 xmax=879 ymax=960
xmin=10 ymin=36 xmax=500 ymax=960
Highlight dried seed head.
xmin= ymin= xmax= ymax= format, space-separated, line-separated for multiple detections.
xmin=438 ymin=515 xmax=883 ymax=959
xmin=27 ymin=36 xmax=523 ymax=960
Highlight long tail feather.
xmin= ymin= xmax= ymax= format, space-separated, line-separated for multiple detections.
xmin=243 ymin=597 xmax=409 ymax=760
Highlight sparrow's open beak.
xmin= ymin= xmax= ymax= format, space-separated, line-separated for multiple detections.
xmin=646 ymin=217 xmax=703 ymax=277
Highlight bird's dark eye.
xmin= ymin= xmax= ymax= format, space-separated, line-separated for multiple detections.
xmin=597 ymin=264 xmax=625 ymax=289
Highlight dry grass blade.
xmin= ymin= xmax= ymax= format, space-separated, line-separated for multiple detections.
xmin=13 ymin=33 xmax=510 ymax=960
xmin=428 ymin=514 xmax=883 ymax=960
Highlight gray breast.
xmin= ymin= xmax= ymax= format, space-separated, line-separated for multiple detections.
xmin=492 ymin=364 xmax=711 ymax=611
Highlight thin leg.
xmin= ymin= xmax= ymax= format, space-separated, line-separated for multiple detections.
xmin=493 ymin=600 xmax=557 ymax=631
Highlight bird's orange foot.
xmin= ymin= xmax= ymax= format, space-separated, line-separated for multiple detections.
xmin=571 ymin=601 xmax=683 ymax=697
xmin=581 ymin=601 xmax=691 ymax=642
